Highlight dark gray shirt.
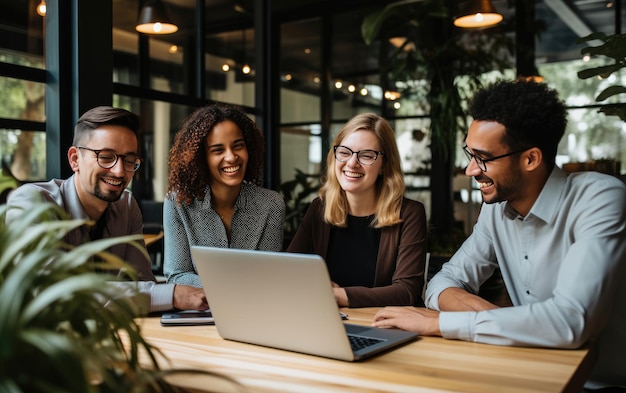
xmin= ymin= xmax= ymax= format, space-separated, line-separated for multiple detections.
xmin=5 ymin=175 xmax=175 ymax=312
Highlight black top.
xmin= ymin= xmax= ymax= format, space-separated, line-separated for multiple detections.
xmin=326 ymin=214 xmax=381 ymax=287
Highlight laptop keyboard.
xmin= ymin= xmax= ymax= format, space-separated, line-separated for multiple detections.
xmin=348 ymin=334 xmax=385 ymax=351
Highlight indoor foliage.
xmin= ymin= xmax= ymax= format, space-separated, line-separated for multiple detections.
xmin=577 ymin=32 xmax=626 ymax=122
xmin=0 ymin=202 xmax=238 ymax=393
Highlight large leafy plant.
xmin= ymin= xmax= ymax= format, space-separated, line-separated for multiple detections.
xmin=361 ymin=0 xmax=514 ymax=252
xmin=0 ymin=202 xmax=235 ymax=392
xmin=577 ymin=32 xmax=626 ymax=122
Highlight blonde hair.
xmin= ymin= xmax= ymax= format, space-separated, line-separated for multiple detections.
xmin=319 ymin=113 xmax=405 ymax=228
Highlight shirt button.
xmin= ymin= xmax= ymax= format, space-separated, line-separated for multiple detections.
xmin=524 ymin=255 xmax=528 ymax=260
xmin=526 ymin=290 xmax=530 ymax=294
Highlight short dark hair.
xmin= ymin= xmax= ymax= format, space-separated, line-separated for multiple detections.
xmin=73 ymin=106 xmax=140 ymax=145
xmin=469 ymin=80 xmax=567 ymax=167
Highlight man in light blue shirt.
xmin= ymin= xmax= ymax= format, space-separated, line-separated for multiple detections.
xmin=373 ymin=81 xmax=626 ymax=390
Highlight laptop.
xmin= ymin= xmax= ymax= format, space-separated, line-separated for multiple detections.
xmin=191 ymin=246 xmax=419 ymax=361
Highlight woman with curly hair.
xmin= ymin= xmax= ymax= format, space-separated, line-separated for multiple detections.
xmin=287 ymin=113 xmax=427 ymax=308
xmin=163 ymin=104 xmax=285 ymax=288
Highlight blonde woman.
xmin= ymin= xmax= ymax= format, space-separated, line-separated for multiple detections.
xmin=288 ymin=113 xmax=427 ymax=307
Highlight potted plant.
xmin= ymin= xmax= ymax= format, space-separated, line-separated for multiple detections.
xmin=0 ymin=202 xmax=236 ymax=392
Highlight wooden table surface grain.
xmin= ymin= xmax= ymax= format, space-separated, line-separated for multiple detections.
xmin=137 ymin=307 xmax=594 ymax=393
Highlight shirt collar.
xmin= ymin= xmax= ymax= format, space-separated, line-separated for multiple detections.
xmin=503 ymin=166 xmax=567 ymax=223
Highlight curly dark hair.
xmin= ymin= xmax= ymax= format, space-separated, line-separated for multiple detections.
xmin=469 ymin=80 xmax=567 ymax=168
xmin=167 ymin=103 xmax=264 ymax=206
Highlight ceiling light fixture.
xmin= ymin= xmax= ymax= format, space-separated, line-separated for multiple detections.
xmin=136 ymin=0 xmax=178 ymax=35
xmin=36 ymin=0 xmax=46 ymax=17
xmin=454 ymin=0 xmax=503 ymax=28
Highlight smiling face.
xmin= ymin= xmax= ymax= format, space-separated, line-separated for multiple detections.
xmin=464 ymin=120 xmax=526 ymax=206
xmin=205 ymin=120 xmax=248 ymax=190
xmin=334 ymin=129 xmax=383 ymax=200
xmin=69 ymin=125 xmax=138 ymax=214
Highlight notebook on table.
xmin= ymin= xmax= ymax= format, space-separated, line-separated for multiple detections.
xmin=190 ymin=246 xmax=418 ymax=361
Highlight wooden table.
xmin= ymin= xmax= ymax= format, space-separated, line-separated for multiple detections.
xmin=143 ymin=231 xmax=164 ymax=247
xmin=137 ymin=308 xmax=595 ymax=393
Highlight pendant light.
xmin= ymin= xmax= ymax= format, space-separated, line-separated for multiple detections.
xmin=136 ymin=0 xmax=178 ymax=35
xmin=36 ymin=0 xmax=46 ymax=16
xmin=454 ymin=0 xmax=503 ymax=28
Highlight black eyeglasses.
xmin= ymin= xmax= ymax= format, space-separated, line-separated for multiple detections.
xmin=77 ymin=146 xmax=143 ymax=172
xmin=463 ymin=145 xmax=530 ymax=172
xmin=334 ymin=145 xmax=384 ymax=166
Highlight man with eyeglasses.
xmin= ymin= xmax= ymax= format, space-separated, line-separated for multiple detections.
xmin=5 ymin=106 xmax=208 ymax=313
xmin=373 ymin=81 xmax=626 ymax=391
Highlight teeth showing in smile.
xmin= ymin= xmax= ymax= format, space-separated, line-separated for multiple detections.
xmin=478 ymin=181 xmax=493 ymax=189
xmin=344 ymin=171 xmax=363 ymax=178
xmin=222 ymin=165 xmax=240 ymax=173
xmin=103 ymin=178 xmax=122 ymax=186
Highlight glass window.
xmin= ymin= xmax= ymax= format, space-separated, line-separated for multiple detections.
xmin=280 ymin=124 xmax=322 ymax=184
xmin=281 ymin=18 xmax=321 ymax=123
xmin=0 ymin=1 xmax=45 ymax=69
xmin=0 ymin=129 xmax=46 ymax=181
xmin=540 ymin=59 xmax=626 ymax=175
xmin=207 ymin=28 xmax=256 ymax=107
xmin=558 ymin=107 xmax=626 ymax=175
xmin=113 ymin=95 xmax=197 ymax=202
xmin=0 ymin=76 xmax=45 ymax=121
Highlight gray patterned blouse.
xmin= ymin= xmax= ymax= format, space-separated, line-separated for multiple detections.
xmin=163 ymin=182 xmax=285 ymax=287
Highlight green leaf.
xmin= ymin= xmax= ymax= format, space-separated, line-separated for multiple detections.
xmin=361 ymin=3 xmax=404 ymax=45
xmin=599 ymin=105 xmax=626 ymax=122
xmin=20 ymin=330 xmax=91 ymax=391
xmin=577 ymin=64 xmax=624 ymax=80
xmin=0 ymin=201 xmax=232 ymax=392
xmin=596 ymin=85 xmax=626 ymax=102
xmin=576 ymin=31 xmax=607 ymax=44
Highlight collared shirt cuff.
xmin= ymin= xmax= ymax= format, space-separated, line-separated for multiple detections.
xmin=439 ymin=311 xmax=476 ymax=341
xmin=150 ymin=283 xmax=175 ymax=312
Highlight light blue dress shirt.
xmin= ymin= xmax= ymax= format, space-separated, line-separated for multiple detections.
xmin=425 ymin=167 xmax=626 ymax=389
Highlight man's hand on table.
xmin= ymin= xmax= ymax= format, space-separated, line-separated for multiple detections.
xmin=372 ymin=307 xmax=441 ymax=336
xmin=173 ymin=285 xmax=209 ymax=310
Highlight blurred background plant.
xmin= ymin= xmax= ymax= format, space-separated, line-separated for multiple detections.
xmin=278 ymin=168 xmax=320 ymax=247
xmin=577 ymin=32 xmax=626 ymax=122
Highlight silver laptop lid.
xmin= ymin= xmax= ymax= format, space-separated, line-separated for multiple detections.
xmin=191 ymin=246 xmax=356 ymax=360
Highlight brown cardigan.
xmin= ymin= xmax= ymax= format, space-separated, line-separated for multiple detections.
xmin=287 ymin=197 xmax=427 ymax=307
